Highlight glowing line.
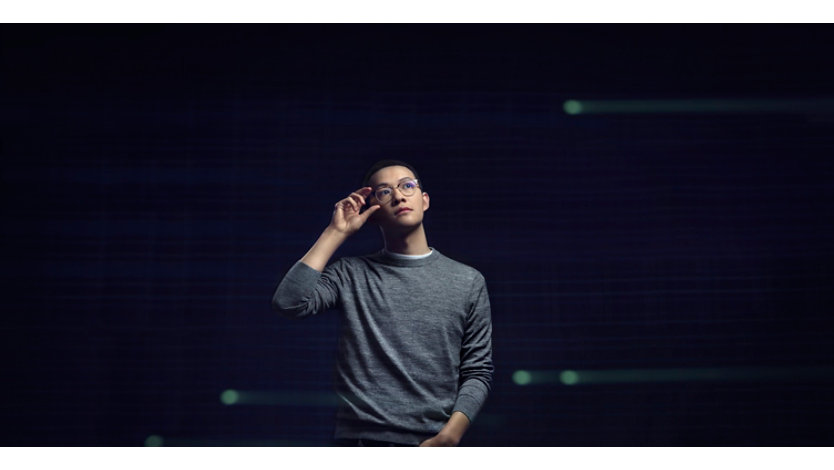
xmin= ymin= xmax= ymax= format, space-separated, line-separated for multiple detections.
xmin=219 ymin=389 xmax=341 ymax=406
xmin=513 ymin=366 xmax=834 ymax=386
xmin=563 ymin=99 xmax=834 ymax=115
xmin=512 ymin=370 xmax=533 ymax=385
xmin=145 ymin=436 xmax=316 ymax=446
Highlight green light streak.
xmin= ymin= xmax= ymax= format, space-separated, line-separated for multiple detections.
xmin=562 ymin=99 xmax=834 ymax=115
xmin=219 ymin=389 xmax=341 ymax=406
xmin=560 ymin=370 xmax=579 ymax=385
xmin=220 ymin=389 xmax=239 ymax=405
xmin=563 ymin=100 xmax=583 ymax=115
xmin=152 ymin=437 xmax=319 ymax=446
xmin=144 ymin=435 xmax=164 ymax=447
xmin=512 ymin=370 xmax=533 ymax=385
xmin=513 ymin=366 xmax=834 ymax=386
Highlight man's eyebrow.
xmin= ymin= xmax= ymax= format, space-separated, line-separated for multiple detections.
xmin=373 ymin=177 xmax=414 ymax=188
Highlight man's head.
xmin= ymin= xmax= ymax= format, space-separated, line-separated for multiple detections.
xmin=362 ymin=159 xmax=430 ymax=232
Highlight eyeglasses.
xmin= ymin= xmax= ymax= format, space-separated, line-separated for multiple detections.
xmin=370 ymin=178 xmax=421 ymax=204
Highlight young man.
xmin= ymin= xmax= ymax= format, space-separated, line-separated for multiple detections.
xmin=272 ymin=160 xmax=493 ymax=446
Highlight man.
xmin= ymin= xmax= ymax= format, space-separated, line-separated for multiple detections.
xmin=272 ymin=160 xmax=493 ymax=446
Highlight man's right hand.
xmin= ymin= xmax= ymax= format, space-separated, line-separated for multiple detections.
xmin=330 ymin=187 xmax=381 ymax=236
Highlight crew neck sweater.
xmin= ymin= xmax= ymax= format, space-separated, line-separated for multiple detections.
xmin=383 ymin=248 xmax=433 ymax=259
xmin=272 ymin=248 xmax=493 ymax=445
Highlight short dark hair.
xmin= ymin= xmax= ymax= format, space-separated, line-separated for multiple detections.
xmin=361 ymin=159 xmax=423 ymax=190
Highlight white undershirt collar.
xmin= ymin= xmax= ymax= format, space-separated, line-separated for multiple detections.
xmin=383 ymin=247 xmax=433 ymax=260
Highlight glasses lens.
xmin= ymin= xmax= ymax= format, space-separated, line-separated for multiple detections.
xmin=373 ymin=180 xmax=418 ymax=203
xmin=374 ymin=187 xmax=393 ymax=203
xmin=400 ymin=180 xmax=417 ymax=196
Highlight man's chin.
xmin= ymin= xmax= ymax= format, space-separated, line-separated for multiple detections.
xmin=380 ymin=219 xmax=422 ymax=233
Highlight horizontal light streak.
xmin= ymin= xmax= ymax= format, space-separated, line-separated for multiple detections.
xmin=514 ymin=366 xmax=834 ymax=386
xmin=220 ymin=389 xmax=341 ymax=407
xmin=144 ymin=434 xmax=316 ymax=446
xmin=563 ymin=99 xmax=834 ymax=115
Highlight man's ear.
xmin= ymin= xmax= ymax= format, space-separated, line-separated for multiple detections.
xmin=422 ymin=192 xmax=430 ymax=212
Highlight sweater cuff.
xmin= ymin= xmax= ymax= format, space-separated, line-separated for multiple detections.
xmin=284 ymin=261 xmax=321 ymax=292
xmin=452 ymin=378 xmax=489 ymax=423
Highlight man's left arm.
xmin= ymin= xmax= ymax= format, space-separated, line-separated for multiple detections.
xmin=421 ymin=273 xmax=494 ymax=447
xmin=419 ymin=411 xmax=471 ymax=447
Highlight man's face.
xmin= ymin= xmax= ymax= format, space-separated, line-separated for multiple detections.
xmin=367 ymin=165 xmax=430 ymax=230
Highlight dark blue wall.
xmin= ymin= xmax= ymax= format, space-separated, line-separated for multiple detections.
xmin=3 ymin=25 xmax=833 ymax=446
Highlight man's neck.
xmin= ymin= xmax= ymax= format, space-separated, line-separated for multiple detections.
xmin=382 ymin=225 xmax=431 ymax=256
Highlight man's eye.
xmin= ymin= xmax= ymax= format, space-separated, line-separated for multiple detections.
xmin=377 ymin=188 xmax=392 ymax=196
xmin=403 ymin=182 xmax=416 ymax=189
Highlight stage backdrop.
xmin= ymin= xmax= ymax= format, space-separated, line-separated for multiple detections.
xmin=2 ymin=25 xmax=833 ymax=446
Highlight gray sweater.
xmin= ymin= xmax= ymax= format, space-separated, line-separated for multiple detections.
xmin=272 ymin=248 xmax=493 ymax=445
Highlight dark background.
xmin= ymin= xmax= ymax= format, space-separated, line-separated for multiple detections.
xmin=2 ymin=25 xmax=833 ymax=446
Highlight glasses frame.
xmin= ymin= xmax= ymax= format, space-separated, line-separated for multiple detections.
xmin=370 ymin=178 xmax=421 ymax=204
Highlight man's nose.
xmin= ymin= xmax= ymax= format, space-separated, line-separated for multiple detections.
xmin=391 ymin=187 xmax=407 ymax=203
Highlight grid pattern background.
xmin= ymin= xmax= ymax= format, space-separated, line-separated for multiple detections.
xmin=3 ymin=25 xmax=834 ymax=446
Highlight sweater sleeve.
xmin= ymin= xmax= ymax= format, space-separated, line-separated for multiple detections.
xmin=452 ymin=273 xmax=494 ymax=422
xmin=271 ymin=260 xmax=343 ymax=318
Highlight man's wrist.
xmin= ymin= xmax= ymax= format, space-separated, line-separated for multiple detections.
xmin=438 ymin=411 xmax=470 ymax=445
xmin=324 ymin=224 xmax=350 ymax=240
xmin=299 ymin=225 xmax=349 ymax=272
xmin=437 ymin=429 xmax=461 ymax=446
